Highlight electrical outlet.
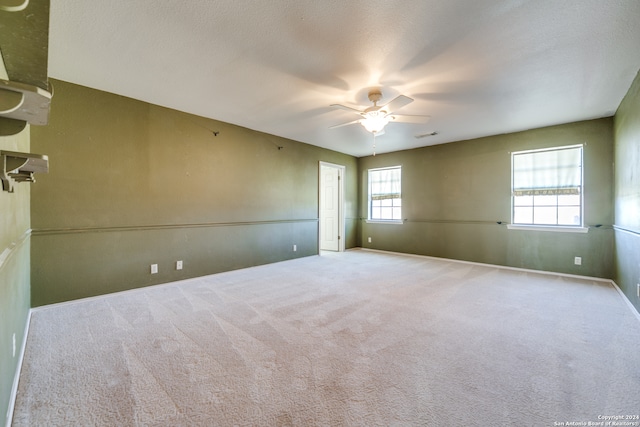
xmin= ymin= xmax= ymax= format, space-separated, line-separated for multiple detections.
xmin=293 ymin=244 xmax=297 ymax=252
xmin=368 ymin=237 xmax=372 ymax=243
xmin=637 ymin=283 xmax=640 ymax=298
xmin=151 ymin=264 xmax=158 ymax=274
xmin=176 ymin=260 xmax=183 ymax=270
xmin=574 ymin=257 xmax=582 ymax=266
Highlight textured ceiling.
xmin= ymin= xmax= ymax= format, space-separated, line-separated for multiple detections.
xmin=48 ymin=0 xmax=640 ymax=157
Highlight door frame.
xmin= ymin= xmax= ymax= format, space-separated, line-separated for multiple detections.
xmin=319 ymin=161 xmax=346 ymax=252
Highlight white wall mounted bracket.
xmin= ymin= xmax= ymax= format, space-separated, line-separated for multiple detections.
xmin=0 ymin=0 xmax=29 ymax=12
xmin=1 ymin=150 xmax=49 ymax=192
xmin=0 ymin=78 xmax=52 ymax=136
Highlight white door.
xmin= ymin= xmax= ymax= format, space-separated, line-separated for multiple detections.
xmin=320 ymin=163 xmax=342 ymax=251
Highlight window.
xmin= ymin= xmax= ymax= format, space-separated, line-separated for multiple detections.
xmin=368 ymin=166 xmax=402 ymax=222
xmin=511 ymin=145 xmax=583 ymax=228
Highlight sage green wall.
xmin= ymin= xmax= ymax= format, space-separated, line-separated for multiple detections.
xmin=0 ymin=127 xmax=31 ymax=427
xmin=358 ymin=118 xmax=614 ymax=278
xmin=613 ymin=70 xmax=640 ymax=313
xmin=30 ymin=80 xmax=357 ymax=306
xmin=1 ymin=2 xmax=48 ymax=421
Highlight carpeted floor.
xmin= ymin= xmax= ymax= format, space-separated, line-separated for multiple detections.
xmin=12 ymin=249 xmax=640 ymax=426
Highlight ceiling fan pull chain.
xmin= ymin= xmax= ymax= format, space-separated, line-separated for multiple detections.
xmin=373 ymin=133 xmax=377 ymax=156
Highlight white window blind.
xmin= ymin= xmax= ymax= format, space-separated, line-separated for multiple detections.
xmin=368 ymin=166 xmax=402 ymax=221
xmin=512 ymin=146 xmax=582 ymax=196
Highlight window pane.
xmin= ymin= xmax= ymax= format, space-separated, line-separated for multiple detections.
xmin=514 ymin=206 xmax=533 ymax=224
xmin=558 ymin=206 xmax=581 ymax=225
xmin=381 ymin=199 xmax=392 ymax=207
xmin=380 ymin=207 xmax=393 ymax=219
xmin=534 ymin=195 xmax=556 ymax=206
xmin=558 ymin=194 xmax=580 ymax=206
xmin=514 ymin=195 xmax=533 ymax=206
xmin=534 ymin=206 xmax=557 ymax=225
xmin=372 ymin=206 xmax=382 ymax=220
xmin=392 ymin=207 xmax=401 ymax=219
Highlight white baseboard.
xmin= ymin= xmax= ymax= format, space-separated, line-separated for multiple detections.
xmin=359 ymin=248 xmax=640 ymax=321
xmin=359 ymin=248 xmax=611 ymax=282
xmin=5 ymin=309 xmax=32 ymax=427
xmin=609 ymin=280 xmax=640 ymax=322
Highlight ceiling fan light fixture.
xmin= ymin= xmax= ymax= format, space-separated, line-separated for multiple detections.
xmin=360 ymin=112 xmax=390 ymax=134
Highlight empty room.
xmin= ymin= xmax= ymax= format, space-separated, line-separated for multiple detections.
xmin=2 ymin=1 xmax=640 ymax=426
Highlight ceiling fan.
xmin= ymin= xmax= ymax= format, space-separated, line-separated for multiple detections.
xmin=329 ymin=89 xmax=430 ymax=135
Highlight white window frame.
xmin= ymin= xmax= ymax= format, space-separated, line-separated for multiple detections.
xmin=507 ymin=144 xmax=587 ymax=233
xmin=367 ymin=166 xmax=403 ymax=224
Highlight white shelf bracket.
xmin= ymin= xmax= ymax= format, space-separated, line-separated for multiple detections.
xmin=0 ymin=0 xmax=29 ymax=12
xmin=0 ymin=78 xmax=52 ymax=135
xmin=1 ymin=150 xmax=49 ymax=192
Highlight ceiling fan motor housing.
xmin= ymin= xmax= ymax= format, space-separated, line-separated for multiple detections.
xmin=368 ymin=89 xmax=383 ymax=105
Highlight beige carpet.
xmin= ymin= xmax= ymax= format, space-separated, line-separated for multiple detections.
xmin=12 ymin=249 xmax=640 ymax=426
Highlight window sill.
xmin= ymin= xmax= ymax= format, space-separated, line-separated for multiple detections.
xmin=506 ymin=224 xmax=588 ymax=233
xmin=366 ymin=219 xmax=404 ymax=225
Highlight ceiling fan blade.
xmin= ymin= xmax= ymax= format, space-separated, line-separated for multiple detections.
xmin=382 ymin=95 xmax=413 ymax=114
xmin=330 ymin=104 xmax=365 ymax=116
xmin=328 ymin=119 xmax=361 ymax=129
xmin=388 ymin=114 xmax=431 ymax=124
